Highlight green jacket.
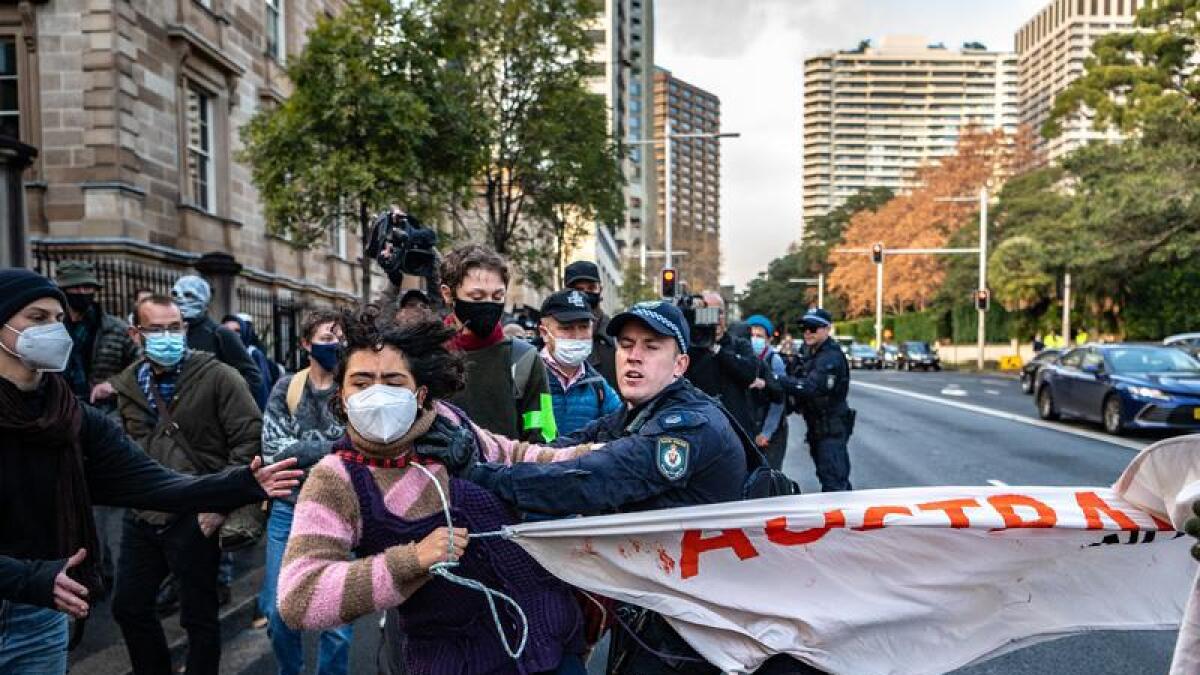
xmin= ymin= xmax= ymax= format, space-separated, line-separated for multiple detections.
xmin=111 ymin=351 xmax=262 ymax=524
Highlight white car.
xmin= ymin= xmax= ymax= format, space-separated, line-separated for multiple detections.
xmin=1164 ymin=333 xmax=1200 ymax=358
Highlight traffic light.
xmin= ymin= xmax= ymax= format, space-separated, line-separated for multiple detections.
xmin=661 ymin=268 xmax=677 ymax=297
xmin=975 ymin=288 xmax=990 ymax=312
xmin=871 ymin=243 xmax=884 ymax=264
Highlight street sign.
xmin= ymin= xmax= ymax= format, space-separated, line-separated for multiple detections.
xmin=999 ymin=355 xmax=1023 ymax=371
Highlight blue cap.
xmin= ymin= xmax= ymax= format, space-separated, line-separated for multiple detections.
xmin=745 ymin=314 xmax=774 ymax=336
xmin=800 ymin=307 xmax=834 ymax=328
xmin=607 ymin=300 xmax=690 ymax=353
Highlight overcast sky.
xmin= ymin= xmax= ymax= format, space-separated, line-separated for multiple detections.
xmin=654 ymin=0 xmax=1048 ymax=291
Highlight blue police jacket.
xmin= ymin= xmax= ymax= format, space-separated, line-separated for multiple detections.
xmin=467 ymin=378 xmax=747 ymax=516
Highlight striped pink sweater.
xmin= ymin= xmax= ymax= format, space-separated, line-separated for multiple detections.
xmin=277 ymin=402 xmax=593 ymax=630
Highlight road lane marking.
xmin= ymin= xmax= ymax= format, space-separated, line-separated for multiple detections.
xmin=985 ymin=389 xmax=1001 ymax=395
xmin=851 ymin=380 xmax=1148 ymax=450
xmin=987 ymin=479 xmax=1008 ymax=486
xmin=941 ymin=386 xmax=968 ymax=397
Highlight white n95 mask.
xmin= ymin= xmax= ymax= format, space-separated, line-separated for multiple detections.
xmin=345 ymin=384 xmax=419 ymax=444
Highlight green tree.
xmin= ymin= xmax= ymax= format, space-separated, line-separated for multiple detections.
xmin=618 ymin=258 xmax=658 ymax=306
xmin=449 ymin=0 xmax=623 ymax=291
xmin=239 ymin=0 xmax=482 ymax=301
xmin=1046 ymin=0 xmax=1200 ymax=137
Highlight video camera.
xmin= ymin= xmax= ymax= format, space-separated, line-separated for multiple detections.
xmin=364 ymin=210 xmax=439 ymax=287
xmin=676 ymin=294 xmax=722 ymax=349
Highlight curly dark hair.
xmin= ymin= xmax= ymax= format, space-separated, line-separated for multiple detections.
xmin=329 ymin=305 xmax=465 ymax=421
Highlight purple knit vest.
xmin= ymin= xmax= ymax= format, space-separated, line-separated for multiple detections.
xmin=343 ymin=460 xmax=584 ymax=674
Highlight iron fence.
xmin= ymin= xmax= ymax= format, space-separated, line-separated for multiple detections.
xmin=32 ymin=241 xmax=347 ymax=373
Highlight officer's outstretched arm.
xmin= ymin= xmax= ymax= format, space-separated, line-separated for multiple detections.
xmin=782 ymin=359 xmax=838 ymax=402
xmin=467 ymin=434 xmax=685 ymax=516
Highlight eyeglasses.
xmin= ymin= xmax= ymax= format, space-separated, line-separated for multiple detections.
xmin=802 ymin=326 xmax=823 ymax=333
xmin=137 ymin=326 xmax=186 ymax=339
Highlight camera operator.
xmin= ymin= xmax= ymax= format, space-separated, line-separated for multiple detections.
xmin=779 ymin=307 xmax=854 ymax=492
xmin=680 ymin=292 xmax=768 ymax=438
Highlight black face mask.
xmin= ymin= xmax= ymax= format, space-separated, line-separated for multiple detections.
xmin=584 ymin=291 xmax=602 ymax=309
xmin=454 ymin=300 xmax=504 ymax=338
xmin=66 ymin=293 xmax=95 ymax=313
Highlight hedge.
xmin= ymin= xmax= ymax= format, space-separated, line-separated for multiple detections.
xmin=835 ymin=304 xmax=1015 ymax=344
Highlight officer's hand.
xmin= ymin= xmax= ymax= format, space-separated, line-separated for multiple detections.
xmin=89 ymin=382 xmax=115 ymax=403
xmin=755 ymin=434 xmax=770 ymax=448
xmin=197 ymin=512 xmax=226 ymax=538
xmin=415 ymin=527 xmax=469 ymax=569
xmin=749 ymin=377 xmax=766 ymax=390
xmin=1186 ymin=500 xmax=1200 ymax=562
xmin=414 ymin=417 xmax=478 ymax=476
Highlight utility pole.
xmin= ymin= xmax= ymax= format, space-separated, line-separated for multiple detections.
xmin=875 ymin=255 xmax=884 ymax=349
xmin=664 ymin=119 xmax=673 ymax=271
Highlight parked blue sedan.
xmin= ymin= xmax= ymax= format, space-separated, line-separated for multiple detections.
xmin=1035 ymin=344 xmax=1200 ymax=435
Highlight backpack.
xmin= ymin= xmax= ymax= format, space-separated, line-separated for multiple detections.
xmin=709 ymin=396 xmax=801 ymax=499
xmin=286 ymin=368 xmax=309 ymax=415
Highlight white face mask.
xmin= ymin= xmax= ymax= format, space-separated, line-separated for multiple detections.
xmin=2 ymin=322 xmax=74 ymax=373
xmin=552 ymin=337 xmax=593 ymax=367
xmin=345 ymin=384 xmax=419 ymax=444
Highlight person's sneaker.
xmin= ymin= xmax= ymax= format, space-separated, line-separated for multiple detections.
xmin=217 ymin=584 xmax=232 ymax=607
xmin=251 ymin=606 xmax=268 ymax=630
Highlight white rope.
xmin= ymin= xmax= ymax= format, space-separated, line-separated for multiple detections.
xmin=408 ymin=461 xmax=529 ymax=660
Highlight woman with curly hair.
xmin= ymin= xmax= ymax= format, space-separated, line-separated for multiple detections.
xmin=277 ymin=307 xmax=592 ymax=674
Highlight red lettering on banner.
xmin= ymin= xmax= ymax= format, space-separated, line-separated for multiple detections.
xmin=765 ymin=509 xmax=846 ymax=545
xmin=917 ymin=499 xmax=981 ymax=528
xmin=986 ymin=494 xmax=1057 ymax=528
xmin=856 ymin=505 xmax=912 ymax=531
xmin=1075 ymin=491 xmax=1138 ymax=530
xmin=679 ymin=529 xmax=759 ymax=579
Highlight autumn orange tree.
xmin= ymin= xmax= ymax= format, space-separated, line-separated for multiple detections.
xmin=829 ymin=127 xmax=1020 ymax=317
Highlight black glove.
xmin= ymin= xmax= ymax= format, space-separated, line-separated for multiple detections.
xmin=413 ymin=415 xmax=478 ymax=476
xmin=1185 ymin=500 xmax=1200 ymax=562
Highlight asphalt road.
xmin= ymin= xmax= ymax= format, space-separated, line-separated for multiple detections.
xmin=69 ymin=368 xmax=1186 ymax=674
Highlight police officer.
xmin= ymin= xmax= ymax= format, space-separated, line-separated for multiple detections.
xmin=467 ymin=300 xmax=747 ymax=674
xmin=782 ymin=308 xmax=855 ymax=492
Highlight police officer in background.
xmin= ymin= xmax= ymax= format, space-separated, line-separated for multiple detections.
xmin=468 ymin=300 xmax=748 ymax=674
xmin=782 ymin=307 xmax=855 ymax=492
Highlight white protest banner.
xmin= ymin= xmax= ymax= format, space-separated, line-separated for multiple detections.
xmin=507 ymin=480 xmax=1192 ymax=674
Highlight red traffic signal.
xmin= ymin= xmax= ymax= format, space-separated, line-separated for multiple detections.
xmin=662 ymin=268 xmax=678 ymax=297
xmin=871 ymin=243 xmax=884 ymax=264
xmin=975 ymin=288 xmax=990 ymax=311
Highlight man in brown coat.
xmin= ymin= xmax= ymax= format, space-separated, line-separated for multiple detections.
xmin=109 ymin=294 xmax=262 ymax=675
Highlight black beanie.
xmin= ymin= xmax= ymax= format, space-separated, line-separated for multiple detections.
xmin=0 ymin=268 xmax=68 ymax=326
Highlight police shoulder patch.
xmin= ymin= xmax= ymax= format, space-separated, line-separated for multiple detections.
xmin=656 ymin=436 xmax=690 ymax=481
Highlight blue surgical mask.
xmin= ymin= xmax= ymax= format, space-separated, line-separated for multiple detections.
xmin=751 ymin=336 xmax=768 ymax=354
xmin=144 ymin=332 xmax=186 ymax=367
xmin=309 ymin=342 xmax=340 ymax=372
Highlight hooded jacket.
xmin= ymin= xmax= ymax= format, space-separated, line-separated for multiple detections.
xmin=111 ymin=351 xmax=263 ymax=524
xmin=185 ymin=315 xmax=267 ymax=409
xmin=224 ymin=314 xmax=279 ymax=402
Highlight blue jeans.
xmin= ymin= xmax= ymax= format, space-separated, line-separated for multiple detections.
xmin=263 ymin=500 xmax=353 ymax=675
xmin=0 ymin=600 xmax=68 ymax=674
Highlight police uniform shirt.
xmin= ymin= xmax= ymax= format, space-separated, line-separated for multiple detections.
xmin=467 ymin=378 xmax=747 ymax=516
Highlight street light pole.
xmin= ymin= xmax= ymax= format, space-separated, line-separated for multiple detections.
xmin=875 ymin=256 xmax=884 ymax=349
xmin=664 ymin=120 xmax=673 ymax=271
xmin=626 ymin=130 xmax=739 ymax=287
xmin=1062 ymin=272 xmax=1071 ymax=344
xmin=787 ymin=273 xmax=825 ymax=308
xmin=977 ymin=186 xmax=988 ymax=370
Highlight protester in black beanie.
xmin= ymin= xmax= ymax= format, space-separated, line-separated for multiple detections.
xmin=0 ymin=267 xmax=303 ymax=675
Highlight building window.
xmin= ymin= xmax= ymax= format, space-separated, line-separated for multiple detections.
xmin=185 ymin=86 xmax=215 ymax=212
xmin=328 ymin=202 xmax=348 ymax=258
xmin=0 ymin=38 xmax=18 ymax=139
xmin=267 ymin=0 xmax=285 ymax=62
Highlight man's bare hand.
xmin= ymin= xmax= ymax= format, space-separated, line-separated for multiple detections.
xmin=250 ymin=456 xmax=303 ymax=498
xmin=54 ymin=549 xmax=90 ymax=619
xmin=197 ymin=512 xmax=226 ymax=538
xmin=89 ymin=382 xmax=115 ymax=403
